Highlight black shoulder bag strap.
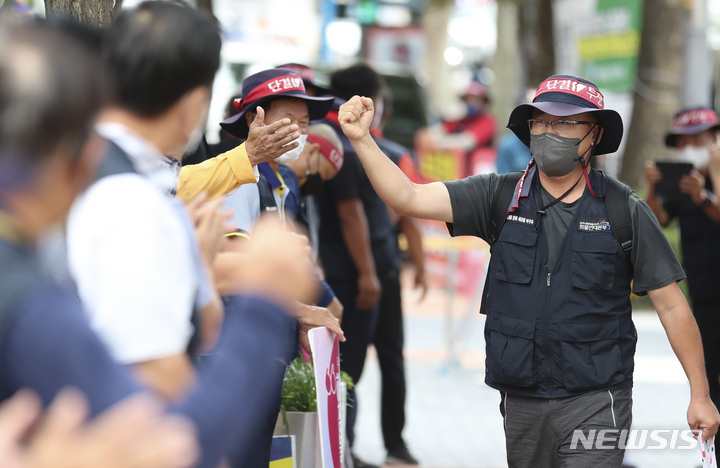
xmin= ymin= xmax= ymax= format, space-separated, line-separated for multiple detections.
xmin=479 ymin=171 xmax=523 ymax=314
xmin=604 ymin=176 xmax=633 ymax=262
xmin=488 ymin=171 xmax=523 ymax=245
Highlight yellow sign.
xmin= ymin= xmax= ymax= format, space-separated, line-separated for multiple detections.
xmin=419 ymin=150 xmax=462 ymax=182
xmin=579 ymin=31 xmax=640 ymax=61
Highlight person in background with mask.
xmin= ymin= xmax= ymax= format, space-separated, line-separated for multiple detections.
xmin=211 ymin=73 xmax=339 ymax=468
xmin=442 ymin=81 xmax=496 ymax=148
xmin=283 ymin=123 xmax=344 ymax=248
xmin=440 ymin=81 xmax=496 ymax=174
xmin=218 ymin=122 xmax=345 ymax=324
xmin=645 ymin=106 xmax=720 ymax=413
xmin=338 ymin=74 xmax=720 ymax=467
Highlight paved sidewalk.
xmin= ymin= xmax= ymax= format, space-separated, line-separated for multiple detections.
xmin=350 ymin=271 xmax=702 ymax=468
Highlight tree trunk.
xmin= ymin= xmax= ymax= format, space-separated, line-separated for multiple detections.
xmin=196 ymin=0 xmax=213 ymax=14
xmin=422 ymin=0 xmax=455 ymax=117
xmin=519 ymin=0 xmax=555 ymax=87
xmin=491 ymin=0 xmax=523 ymax=135
xmin=45 ymin=0 xmax=114 ymax=27
xmin=619 ymin=0 xmax=687 ymax=189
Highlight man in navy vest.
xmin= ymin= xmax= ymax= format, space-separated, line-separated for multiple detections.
xmin=336 ymin=74 xmax=720 ymax=467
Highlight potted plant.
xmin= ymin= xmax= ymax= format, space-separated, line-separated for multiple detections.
xmin=273 ymin=355 xmax=353 ymax=468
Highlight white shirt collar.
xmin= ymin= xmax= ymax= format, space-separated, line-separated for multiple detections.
xmin=95 ymin=122 xmax=178 ymax=193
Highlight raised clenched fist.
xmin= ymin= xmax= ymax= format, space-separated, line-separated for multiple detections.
xmin=338 ymin=96 xmax=374 ymax=143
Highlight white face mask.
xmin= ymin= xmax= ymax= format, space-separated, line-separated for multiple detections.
xmin=679 ymin=145 xmax=711 ymax=168
xmin=275 ymin=133 xmax=307 ymax=164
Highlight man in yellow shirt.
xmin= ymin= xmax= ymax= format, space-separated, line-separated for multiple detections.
xmin=177 ymin=69 xmax=332 ymax=202
xmin=176 ymin=106 xmax=301 ymax=201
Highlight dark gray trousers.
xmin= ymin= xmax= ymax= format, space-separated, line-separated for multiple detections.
xmin=500 ymin=389 xmax=632 ymax=468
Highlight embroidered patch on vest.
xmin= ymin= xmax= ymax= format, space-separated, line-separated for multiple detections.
xmin=578 ymin=217 xmax=611 ymax=232
xmin=506 ymin=214 xmax=534 ymax=226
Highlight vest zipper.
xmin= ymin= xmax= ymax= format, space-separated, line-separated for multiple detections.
xmin=544 ymin=265 xmax=552 ymax=396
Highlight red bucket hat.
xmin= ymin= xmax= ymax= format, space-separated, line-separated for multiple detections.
xmin=276 ymin=63 xmax=330 ymax=95
xmin=507 ymin=74 xmax=624 ymax=155
xmin=220 ymin=68 xmax=333 ymax=139
xmin=665 ymin=107 xmax=720 ymax=148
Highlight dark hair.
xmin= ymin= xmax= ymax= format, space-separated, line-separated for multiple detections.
xmin=330 ymin=64 xmax=384 ymax=102
xmin=0 ymin=22 xmax=107 ymax=168
xmin=38 ymin=16 xmax=104 ymax=55
xmin=104 ymin=1 xmax=221 ymax=117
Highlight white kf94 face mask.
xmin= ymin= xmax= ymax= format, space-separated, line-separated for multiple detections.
xmin=679 ymin=145 xmax=711 ymax=169
xmin=275 ymin=134 xmax=307 ymax=164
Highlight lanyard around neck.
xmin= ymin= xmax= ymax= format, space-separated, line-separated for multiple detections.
xmin=533 ymin=174 xmax=583 ymax=232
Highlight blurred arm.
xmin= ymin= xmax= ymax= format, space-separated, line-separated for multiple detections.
xmin=649 ymin=282 xmax=720 ymax=438
xmin=131 ymin=355 xmax=196 ymax=403
xmin=399 ymin=215 xmax=428 ymax=301
xmin=353 ymin=134 xmax=453 ymax=222
xmin=336 ymin=198 xmax=381 ymax=309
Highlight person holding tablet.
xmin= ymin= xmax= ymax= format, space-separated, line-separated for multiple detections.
xmin=646 ymin=106 xmax=720 ymax=413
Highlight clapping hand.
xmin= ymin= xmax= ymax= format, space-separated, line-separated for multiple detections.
xmin=245 ymin=107 xmax=301 ymax=165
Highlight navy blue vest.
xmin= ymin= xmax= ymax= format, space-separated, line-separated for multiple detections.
xmin=484 ymin=168 xmax=636 ymax=398
xmin=0 ymin=239 xmax=41 ymax=349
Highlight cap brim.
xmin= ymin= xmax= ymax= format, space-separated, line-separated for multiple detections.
xmin=220 ymin=94 xmax=334 ymax=139
xmin=507 ymin=102 xmax=624 ymax=155
xmin=665 ymin=123 xmax=720 ymax=147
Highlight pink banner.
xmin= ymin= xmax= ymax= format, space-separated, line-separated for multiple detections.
xmin=308 ymin=328 xmax=342 ymax=468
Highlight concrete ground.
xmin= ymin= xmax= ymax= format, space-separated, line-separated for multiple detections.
xmin=350 ymin=269 xmax=705 ymax=468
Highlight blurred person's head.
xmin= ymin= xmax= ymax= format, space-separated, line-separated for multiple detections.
xmin=220 ymin=68 xmax=333 ymax=163
xmin=276 ymin=63 xmax=329 ymax=97
xmin=330 ymin=64 xmax=385 ymax=129
xmin=0 ymin=22 xmax=108 ymax=241
xmin=283 ymin=123 xmax=344 ymax=196
xmin=102 ymin=1 xmax=221 ymax=159
xmin=462 ymin=81 xmax=489 ymax=117
xmin=665 ymin=107 xmax=720 ymax=168
xmin=330 ymin=64 xmax=384 ymax=103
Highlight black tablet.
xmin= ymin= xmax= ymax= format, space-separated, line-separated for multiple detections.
xmin=655 ymin=161 xmax=693 ymax=202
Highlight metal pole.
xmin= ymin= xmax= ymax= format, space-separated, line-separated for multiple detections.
xmin=682 ymin=0 xmax=712 ymax=107
xmin=442 ymin=250 xmax=459 ymax=372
